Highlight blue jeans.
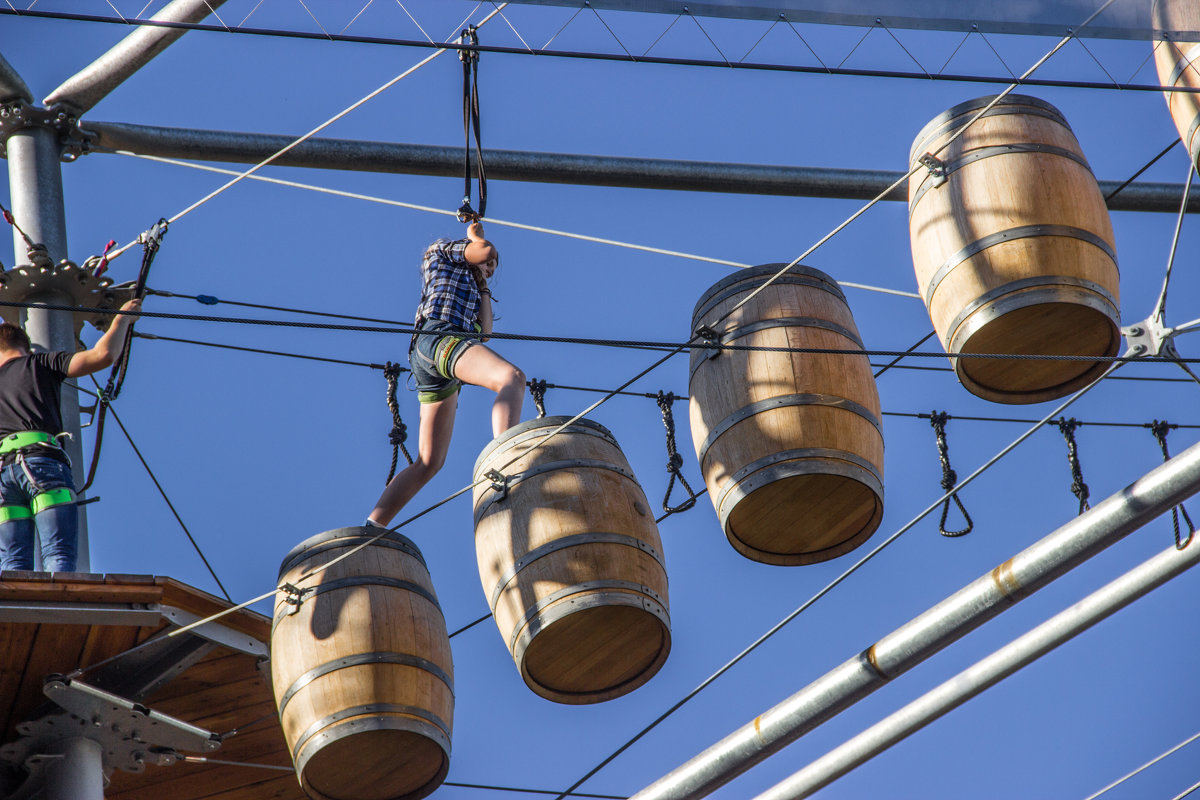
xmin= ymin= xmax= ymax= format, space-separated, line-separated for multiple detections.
xmin=0 ymin=456 xmax=78 ymax=572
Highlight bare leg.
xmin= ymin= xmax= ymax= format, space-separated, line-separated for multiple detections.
xmin=368 ymin=393 xmax=458 ymax=526
xmin=453 ymin=344 xmax=525 ymax=437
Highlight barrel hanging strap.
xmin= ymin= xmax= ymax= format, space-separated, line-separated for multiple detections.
xmin=1056 ymin=418 xmax=1091 ymax=516
xmin=528 ymin=378 xmax=548 ymax=419
xmin=384 ymin=362 xmax=414 ymax=485
xmin=456 ymin=25 xmax=487 ymax=222
xmin=929 ymin=411 xmax=973 ymax=538
xmin=1150 ymin=420 xmax=1195 ymax=550
xmin=657 ymin=391 xmax=698 ymax=516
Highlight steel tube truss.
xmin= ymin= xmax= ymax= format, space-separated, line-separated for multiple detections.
xmin=752 ymin=536 xmax=1200 ymax=800
xmin=42 ymin=0 xmax=228 ymax=114
xmin=0 ymin=52 xmax=32 ymax=104
xmin=86 ymin=121 xmax=1200 ymax=213
xmin=631 ymin=437 xmax=1200 ymax=800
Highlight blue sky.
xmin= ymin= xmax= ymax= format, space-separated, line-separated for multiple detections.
xmin=3 ymin=2 xmax=1200 ymax=798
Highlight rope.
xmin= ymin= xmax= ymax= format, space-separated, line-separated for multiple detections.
xmin=383 ymin=361 xmax=414 ymax=484
xmin=656 ymin=391 xmax=697 ymax=517
xmin=1150 ymin=158 xmax=1196 ymax=326
xmin=1149 ymin=421 xmax=1195 ymax=550
xmin=929 ymin=411 xmax=973 ymax=537
xmin=457 ymin=24 xmax=487 ymax=221
xmin=528 ymin=377 xmax=548 ymax=418
xmin=1056 ymin=417 xmax=1091 ymax=515
xmin=1084 ymin=729 xmax=1200 ymax=800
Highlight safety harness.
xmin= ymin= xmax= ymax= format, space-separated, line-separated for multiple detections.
xmin=0 ymin=431 xmax=75 ymax=522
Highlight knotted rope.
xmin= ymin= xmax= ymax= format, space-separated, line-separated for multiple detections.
xmin=1056 ymin=417 xmax=1090 ymax=515
xmin=930 ymin=411 xmax=973 ymax=537
xmin=1150 ymin=421 xmax=1195 ymax=550
xmin=657 ymin=391 xmax=698 ymax=517
xmin=384 ymin=362 xmax=414 ymax=484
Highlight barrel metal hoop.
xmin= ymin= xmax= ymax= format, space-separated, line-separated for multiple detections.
xmin=278 ymin=527 xmax=424 ymax=578
xmin=697 ymin=394 xmax=883 ymax=465
xmin=474 ymin=423 xmax=619 ymax=479
xmin=688 ymin=318 xmax=865 ymax=379
xmin=473 ymin=458 xmax=639 ymax=524
xmin=473 ymin=415 xmax=618 ymax=474
xmin=272 ymin=575 xmax=443 ymax=633
xmin=277 ymin=536 xmax=426 ymax=581
xmin=291 ymin=702 xmax=453 ymax=766
xmin=715 ymin=448 xmax=884 ymax=527
xmin=945 ymin=279 xmax=1120 ymax=356
xmin=909 ymin=96 xmax=1069 ymax=162
xmin=278 ymin=651 xmax=455 ymax=718
xmin=489 ymin=532 xmax=667 ymax=612
xmin=1166 ymin=42 xmax=1200 ymax=87
xmin=509 ymin=584 xmax=671 ymax=662
xmin=908 ymin=143 xmax=1093 ymax=213
xmin=921 ymin=224 xmax=1117 ymax=309
xmin=692 ymin=273 xmax=846 ymax=326
xmin=1185 ymin=111 xmax=1200 ymax=166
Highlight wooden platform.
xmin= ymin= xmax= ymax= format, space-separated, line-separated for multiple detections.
xmin=0 ymin=571 xmax=303 ymax=800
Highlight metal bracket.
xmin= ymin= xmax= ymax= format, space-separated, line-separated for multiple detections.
xmin=0 ymin=100 xmax=98 ymax=162
xmin=1122 ymin=314 xmax=1177 ymax=358
xmin=0 ymin=260 xmax=132 ymax=340
xmin=694 ymin=324 xmax=721 ymax=361
xmin=485 ymin=468 xmax=510 ymax=499
xmin=278 ymin=582 xmax=312 ymax=617
xmin=0 ymin=676 xmax=220 ymax=782
xmin=918 ymin=152 xmax=948 ymax=187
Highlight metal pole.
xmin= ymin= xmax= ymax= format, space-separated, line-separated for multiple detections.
xmin=85 ymin=121 xmax=1200 ymax=214
xmin=0 ymin=51 xmax=33 ymax=103
xmin=44 ymin=737 xmax=104 ymax=800
xmin=631 ymin=438 xmax=1200 ymax=800
xmin=6 ymin=126 xmax=89 ymax=571
xmin=752 ymin=537 xmax=1200 ymax=800
xmin=42 ymin=0 xmax=228 ymax=114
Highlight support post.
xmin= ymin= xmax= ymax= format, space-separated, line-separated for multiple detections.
xmin=43 ymin=737 xmax=104 ymax=800
xmin=752 ymin=536 xmax=1200 ymax=800
xmin=6 ymin=125 xmax=89 ymax=571
xmin=631 ymin=437 xmax=1200 ymax=800
xmin=43 ymin=0 xmax=228 ymax=113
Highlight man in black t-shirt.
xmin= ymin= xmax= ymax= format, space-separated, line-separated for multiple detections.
xmin=0 ymin=299 xmax=140 ymax=572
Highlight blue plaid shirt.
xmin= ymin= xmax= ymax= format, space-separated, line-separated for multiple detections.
xmin=414 ymin=238 xmax=482 ymax=331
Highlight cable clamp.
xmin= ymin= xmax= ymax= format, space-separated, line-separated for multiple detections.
xmin=918 ymin=152 xmax=948 ymax=187
xmin=694 ymin=325 xmax=721 ymax=360
xmin=485 ymin=469 xmax=510 ymax=500
xmin=279 ymin=583 xmax=313 ymax=615
xmin=1121 ymin=313 xmax=1176 ymax=358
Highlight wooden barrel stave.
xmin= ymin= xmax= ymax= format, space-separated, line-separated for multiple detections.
xmin=473 ymin=417 xmax=670 ymax=704
xmin=908 ymin=95 xmax=1120 ymax=404
xmin=1153 ymin=0 xmax=1200 ymax=164
xmin=272 ymin=527 xmax=452 ymax=800
xmin=689 ymin=265 xmax=884 ymax=565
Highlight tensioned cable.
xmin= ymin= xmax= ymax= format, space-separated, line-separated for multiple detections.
xmin=1105 ymin=138 xmax=1181 ymax=201
xmin=7 ymin=7 xmax=1199 ymax=96
xmin=1174 ymin=779 xmax=1200 ymax=800
xmin=87 ymin=375 xmax=232 ymax=601
xmin=1084 ymin=730 xmax=1200 ymax=800
xmin=548 ymin=6 xmax=1121 ymax=796
xmin=117 ymin=152 xmax=918 ymax=296
xmin=104 ymin=3 xmax=509 ymax=262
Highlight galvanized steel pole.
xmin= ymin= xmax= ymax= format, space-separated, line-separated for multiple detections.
xmin=44 ymin=737 xmax=104 ymax=800
xmin=6 ymin=125 xmax=90 ymax=570
xmin=631 ymin=438 xmax=1200 ymax=800
xmin=43 ymin=0 xmax=228 ymax=114
xmin=85 ymin=121 xmax=1200 ymax=214
xmin=752 ymin=536 xmax=1200 ymax=800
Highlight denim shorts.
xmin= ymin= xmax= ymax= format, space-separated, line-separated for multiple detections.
xmin=409 ymin=319 xmax=478 ymax=404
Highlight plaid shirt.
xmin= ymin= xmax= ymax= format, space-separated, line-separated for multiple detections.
xmin=414 ymin=238 xmax=482 ymax=331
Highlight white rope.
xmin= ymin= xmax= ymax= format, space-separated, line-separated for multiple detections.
xmin=1083 ymin=730 xmax=1200 ymax=800
xmin=117 ymin=152 xmax=921 ymax=298
xmin=106 ymin=2 xmax=507 ymax=261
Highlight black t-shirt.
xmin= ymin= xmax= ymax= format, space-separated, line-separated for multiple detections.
xmin=0 ymin=351 xmax=73 ymax=447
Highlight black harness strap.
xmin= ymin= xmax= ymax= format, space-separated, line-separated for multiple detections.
xmin=457 ymin=25 xmax=486 ymax=222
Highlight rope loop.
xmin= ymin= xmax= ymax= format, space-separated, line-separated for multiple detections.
xmin=929 ymin=411 xmax=973 ymax=538
xmin=1150 ymin=420 xmax=1195 ymax=550
xmin=657 ymin=391 xmax=698 ymax=516
xmin=457 ymin=24 xmax=486 ymax=222
xmin=383 ymin=361 xmax=414 ymax=484
xmin=1055 ymin=417 xmax=1090 ymax=515
xmin=529 ymin=378 xmax=548 ymax=418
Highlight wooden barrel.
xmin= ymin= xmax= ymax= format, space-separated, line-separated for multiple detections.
xmin=689 ymin=264 xmax=884 ymax=566
xmin=472 ymin=416 xmax=670 ymax=704
xmin=908 ymin=94 xmax=1120 ymax=404
xmin=271 ymin=527 xmax=453 ymax=800
xmin=1153 ymin=0 xmax=1200 ymax=166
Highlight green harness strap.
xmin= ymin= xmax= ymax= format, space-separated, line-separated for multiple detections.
xmin=0 ymin=505 xmax=31 ymax=522
xmin=0 ymin=431 xmax=60 ymax=455
xmin=32 ymin=488 xmax=75 ymax=515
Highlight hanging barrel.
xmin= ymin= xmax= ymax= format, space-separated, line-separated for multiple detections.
xmin=1153 ymin=0 xmax=1200 ymax=166
xmin=689 ymin=264 xmax=884 ymax=566
xmin=271 ymin=527 xmax=453 ymax=800
xmin=473 ymin=416 xmax=670 ymax=704
xmin=908 ymin=94 xmax=1120 ymax=404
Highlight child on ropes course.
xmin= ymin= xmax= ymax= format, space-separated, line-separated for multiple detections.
xmin=0 ymin=299 xmax=142 ymax=572
xmin=367 ymin=220 xmax=525 ymax=527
